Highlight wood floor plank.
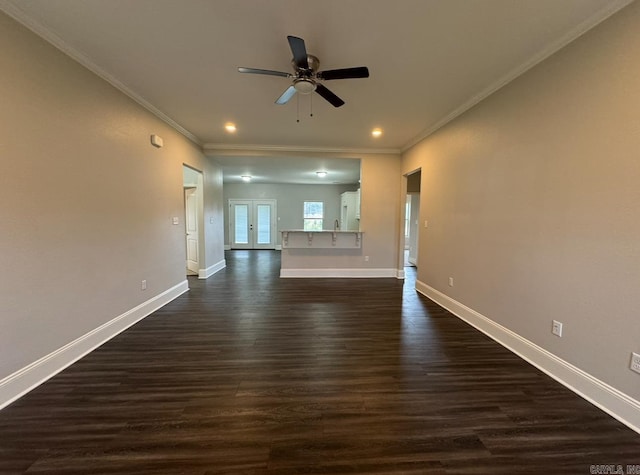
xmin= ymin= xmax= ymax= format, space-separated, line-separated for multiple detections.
xmin=0 ymin=250 xmax=638 ymax=473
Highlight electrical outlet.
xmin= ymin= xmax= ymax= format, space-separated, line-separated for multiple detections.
xmin=424 ymin=220 xmax=429 ymax=228
xmin=630 ymin=352 xmax=640 ymax=375
xmin=552 ymin=320 xmax=563 ymax=337
xmin=448 ymin=277 xmax=454 ymax=287
xmin=141 ymin=280 xmax=147 ymax=291
xmin=364 ymin=256 xmax=369 ymax=262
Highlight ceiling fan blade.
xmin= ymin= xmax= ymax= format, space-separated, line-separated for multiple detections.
xmin=275 ymin=85 xmax=297 ymax=105
xmin=287 ymin=36 xmax=309 ymax=69
xmin=315 ymin=84 xmax=345 ymax=108
xmin=318 ymin=67 xmax=370 ymax=80
xmin=238 ymin=67 xmax=291 ymax=78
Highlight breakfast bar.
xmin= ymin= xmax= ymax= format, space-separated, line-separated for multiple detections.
xmin=279 ymin=230 xmax=368 ymax=278
xmin=281 ymin=230 xmax=363 ymax=249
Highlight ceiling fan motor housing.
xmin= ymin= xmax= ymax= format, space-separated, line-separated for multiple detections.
xmin=292 ymin=54 xmax=319 ymax=94
xmin=293 ymin=54 xmax=320 ymax=75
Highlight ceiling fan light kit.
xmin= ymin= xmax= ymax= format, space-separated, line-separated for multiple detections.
xmin=238 ymin=35 xmax=369 ymax=109
xmin=293 ymin=78 xmax=316 ymax=94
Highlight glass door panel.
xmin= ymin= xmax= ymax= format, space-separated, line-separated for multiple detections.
xmin=229 ymin=199 xmax=276 ymax=249
xmin=256 ymin=204 xmax=271 ymax=245
xmin=234 ymin=204 xmax=249 ymax=245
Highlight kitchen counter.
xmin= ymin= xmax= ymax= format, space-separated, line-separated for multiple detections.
xmin=281 ymin=230 xmax=362 ymax=249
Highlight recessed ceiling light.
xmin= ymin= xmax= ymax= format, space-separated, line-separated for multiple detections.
xmin=241 ymin=175 xmax=251 ymax=182
xmin=225 ymin=123 xmax=237 ymax=133
xmin=371 ymin=128 xmax=383 ymax=138
xmin=316 ymin=171 xmax=328 ymax=178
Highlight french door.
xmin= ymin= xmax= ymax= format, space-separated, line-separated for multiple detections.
xmin=229 ymin=199 xmax=277 ymax=249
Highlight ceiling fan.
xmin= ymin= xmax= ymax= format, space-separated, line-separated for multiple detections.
xmin=238 ymin=35 xmax=369 ymax=108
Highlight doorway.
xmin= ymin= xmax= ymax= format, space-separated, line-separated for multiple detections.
xmin=405 ymin=169 xmax=421 ymax=268
xmin=229 ymin=199 xmax=277 ymax=249
xmin=183 ymin=166 xmax=204 ymax=276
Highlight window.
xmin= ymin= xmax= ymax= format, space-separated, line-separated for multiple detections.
xmin=303 ymin=201 xmax=323 ymax=231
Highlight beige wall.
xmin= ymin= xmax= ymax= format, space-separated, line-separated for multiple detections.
xmin=402 ymin=2 xmax=640 ymax=400
xmin=0 ymin=12 xmax=225 ymax=379
xmin=359 ymin=153 xmax=403 ymax=271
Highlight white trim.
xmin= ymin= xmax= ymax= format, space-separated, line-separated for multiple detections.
xmin=0 ymin=280 xmax=189 ymax=411
xmin=224 ymin=244 xmax=231 ymax=250
xmin=401 ymin=0 xmax=634 ymax=153
xmin=275 ymin=245 xmax=282 ymax=251
xmin=0 ymin=1 xmax=201 ymax=146
xmin=397 ymin=269 xmax=405 ymax=279
xmin=204 ymin=143 xmax=401 ymax=155
xmin=415 ymin=280 xmax=640 ymax=435
xmin=280 ymin=268 xmax=397 ymax=278
xmin=198 ymin=259 xmax=226 ymax=279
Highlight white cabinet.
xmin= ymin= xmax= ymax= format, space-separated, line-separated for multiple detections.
xmin=340 ymin=191 xmax=360 ymax=231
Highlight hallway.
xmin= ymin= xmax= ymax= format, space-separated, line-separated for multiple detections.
xmin=1 ymin=250 xmax=638 ymax=473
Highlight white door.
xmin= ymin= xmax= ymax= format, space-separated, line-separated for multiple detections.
xmin=408 ymin=193 xmax=420 ymax=266
xmin=184 ymin=187 xmax=199 ymax=274
xmin=229 ymin=199 xmax=277 ymax=249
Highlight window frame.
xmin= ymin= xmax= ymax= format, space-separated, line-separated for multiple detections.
xmin=303 ymin=200 xmax=324 ymax=231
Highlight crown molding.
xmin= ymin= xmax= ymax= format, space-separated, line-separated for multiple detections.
xmin=4 ymin=0 xmax=630 ymax=156
xmin=203 ymin=143 xmax=401 ymax=156
xmin=401 ymin=0 xmax=635 ymax=153
xmin=0 ymin=0 xmax=202 ymax=147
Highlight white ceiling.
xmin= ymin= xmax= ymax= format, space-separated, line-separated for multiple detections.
xmin=214 ymin=155 xmax=361 ymax=185
xmin=1 ymin=0 xmax=631 ymax=182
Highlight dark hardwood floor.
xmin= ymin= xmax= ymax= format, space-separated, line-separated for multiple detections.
xmin=1 ymin=250 xmax=638 ymax=474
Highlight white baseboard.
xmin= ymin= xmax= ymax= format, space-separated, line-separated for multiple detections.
xmin=198 ymin=259 xmax=226 ymax=279
xmin=397 ymin=269 xmax=406 ymax=279
xmin=0 ymin=280 xmax=189 ymax=411
xmin=280 ymin=268 xmax=398 ymax=278
xmin=224 ymin=244 xmax=231 ymax=250
xmin=275 ymin=245 xmax=282 ymax=251
xmin=415 ymin=280 xmax=640 ymax=434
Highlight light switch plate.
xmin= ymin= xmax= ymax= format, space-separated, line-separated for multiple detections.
xmin=631 ymin=352 xmax=640 ymax=374
xmin=552 ymin=320 xmax=563 ymax=337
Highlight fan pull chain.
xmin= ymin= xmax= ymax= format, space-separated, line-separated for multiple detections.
xmin=296 ymin=94 xmax=300 ymax=123
xmin=310 ymin=93 xmax=313 ymax=118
